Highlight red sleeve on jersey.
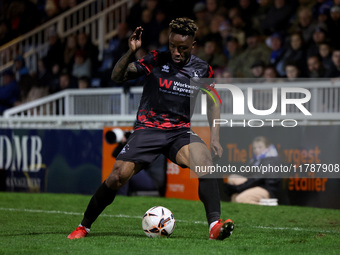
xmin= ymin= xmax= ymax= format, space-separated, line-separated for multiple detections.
xmin=137 ymin=50 xmax=159 ymax=76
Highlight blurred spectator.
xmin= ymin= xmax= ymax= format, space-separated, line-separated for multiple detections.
xmin=215 ymin=67 xmax=233 ymax=83
xmin=0 ymin=19 xmax=11 ymax=45
xmin=224 ymin=136 xmax=281 ymax=205
xmin=316 ymin=4 xmax=332 ymax=23
xmin=261 ymin=0 xmax=294 ymax=35
xmin=288 ymin=7 xmax=317 ymax=44
xmin=154 ymin=8 xmax=168 ymax=37
xmin=58 ymin=70 xmax=78 ymax=91
xmin=250 ymin=60 xmax=265 ymax=79
xmin=44 ymin=0 xmax=60 ymax=21
xmin=48 ymin=62 xmax=63 ymax=94
xmin=145 ymin=0 xmax=159 ymax=14
xmin=101 ymin=22 xmax=130 ymax=70
xmin=219 ymin=21 xmax=233 ymax=45
xmin=268 ymin=32 xmax=286 ymax=75
xmin=318 ymin=42 xmax=333 ymax=69
xmin=45 ymin=27 xmax=64 ymax=70
xmin=285 ymin=62 xmax=301 ymax=80
xmin=35 ymin=58 xmax=56 ymax=88
xmin=0 ymin=70 xmax=20 ymax=115
xmin=58 ymin=0 xmax=70 ymax=14
xmin=140 ymin=8 xmax=157 ymax=49
xmin=263 ymin=65 xmax=279 ymax=82
xmin=17 ymin=74 xmax=35 ymax=102
xmin=196 ymin=39 xmax=227 ymax=70
xmin=97 ymin=23 xmax=130 ymax=87
xmin=307 ymin=24 xmax=329 ymax=57
xmin=238 ymin=0 xmax=259 ymax=27
xmin=224 ymin=37 xmax=243 ymax=76
xmin=295 ymin=0 xmax=316 ymax=13
xmin=328 ymin=5 xmax=340 ymax=47
xmin=206 ymin=0 xmax=220 ymax=21
xmin=157 ymin=29 xmax=169 ymax=52
xmin=77 ymin=32 xmax=99 ymax=74
xmin=312 ymin=0 xmax=333 ymax=20
xmin=16 ymin=74 xmax=48 ymax=105
xmin=207 ymin=14 xmax=225 ymax=45
xmin=253 ymin=0 xmax=274 ymax=34
xmin=193 ymin=2 xmax=210 ymax=44
xmin=72 ymin=49 xmax=92 ymax=79
xmin=325 ymin=48 xmax=340 ymax=77
xmin=232 ymin=30 xmax=271 ymax=78
xmin=22 ymin=84 xmax=49 ymax=106
xmin=279 ymin=32 xmax=307 ymax=76
xmin=78 ymin=76 xmax=90 ymax=89
xmin=229 ymin=14 xmax=248 ymax=47
xmin=5 ymin=0 xmax=39 ymax=38
xmin=139 ymin=0 xmax=162 ymax=50
xmin=63 ymin=34 xmax=78 ymax=73
xmin=14 ymin=55 xmax=29 ymax=81
xmin=227 ymin=8 xmax=247 ymax=46
xmin=307 ymin=55 xmax=326 ymax=78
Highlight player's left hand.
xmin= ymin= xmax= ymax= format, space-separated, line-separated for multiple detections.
xmin=211 ymin=140 xmax=223 ymax=159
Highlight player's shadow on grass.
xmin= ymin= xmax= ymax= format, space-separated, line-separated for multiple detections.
xmin=89 ymin=232 xmax=145 ymax=238
xmin=89 ymin=232 xmax=204 ymax=240
xmin=0 ymin=231 xmax=66 ymax=237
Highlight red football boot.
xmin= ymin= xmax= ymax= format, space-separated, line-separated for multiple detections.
xmin=209 ymin=219 xmax=234 ymax=240
xmin=67 ymin=226 xmax=89 ymax=239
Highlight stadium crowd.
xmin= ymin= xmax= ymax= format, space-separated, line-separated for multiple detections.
xmin=1 ymin=0 xmax=340 ymax=115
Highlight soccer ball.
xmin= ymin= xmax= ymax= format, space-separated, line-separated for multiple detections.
xmin=142 ymin=206 xmax=176 ymax=238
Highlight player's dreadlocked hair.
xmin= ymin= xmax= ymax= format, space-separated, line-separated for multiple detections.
xmin=169 ymin=18 xmax=198 ymax=37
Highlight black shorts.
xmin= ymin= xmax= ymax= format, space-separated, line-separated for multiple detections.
xmin=116 ymin=127 xmax=205 ymax=166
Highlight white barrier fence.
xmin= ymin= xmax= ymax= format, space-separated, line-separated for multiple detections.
xmin=1 ymin=81 xmax=340 ymax=128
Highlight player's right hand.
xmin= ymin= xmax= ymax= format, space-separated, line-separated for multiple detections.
xmin=129 ymin=27 xmax=143 ymax=52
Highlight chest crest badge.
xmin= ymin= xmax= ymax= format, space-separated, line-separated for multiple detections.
xmin=161 ymin=65 xmax=170 ymax=73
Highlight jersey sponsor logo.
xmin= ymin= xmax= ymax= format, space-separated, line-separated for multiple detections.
xmin=159 ymin=78 xmax=173 ymax=89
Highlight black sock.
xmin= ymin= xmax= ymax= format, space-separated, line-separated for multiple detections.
xmin=198 ymin=178 xmax=221 ymax=226
xmin=81 ymin=182 xmax=117 ymax=228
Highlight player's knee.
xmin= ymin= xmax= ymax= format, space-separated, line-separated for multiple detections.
xmin=195 ymin=154 xmax=212 ymax=168
xmin=106 ymin=168 xmax=130 ymax=190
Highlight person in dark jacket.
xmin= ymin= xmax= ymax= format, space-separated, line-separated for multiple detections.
xmin=224 ymin=136 xmax=281 ymax=205
xmin=0 ymin=70 xmax=20 ymax=115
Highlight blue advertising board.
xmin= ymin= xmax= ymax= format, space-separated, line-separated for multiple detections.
xmin=0 ymin=129 xmax=102 ymax=194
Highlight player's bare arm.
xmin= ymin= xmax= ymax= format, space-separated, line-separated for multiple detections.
xmin=111 ymin=27 xmax=143 ymax=83
xmin=207 ymin=94 xmax=223 ymax=158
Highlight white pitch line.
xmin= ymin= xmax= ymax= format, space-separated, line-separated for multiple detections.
xmin=0 ymin=207 xmax=339 ymax=234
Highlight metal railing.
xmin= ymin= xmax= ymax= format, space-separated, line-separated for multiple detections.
xmin=1 ymin=81 xmax=340 ymax=128
xmin=0 ymin=0 xmax=132 ymax=74
xmin=1 ymin=86 xmax=143 ymax=128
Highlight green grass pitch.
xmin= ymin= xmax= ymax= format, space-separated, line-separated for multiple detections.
xmin=0 ymin=192 xmax=339 ymax=255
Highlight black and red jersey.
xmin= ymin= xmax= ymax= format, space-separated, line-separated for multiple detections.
xmin=133 ymin=50 xmax=214 ymax=130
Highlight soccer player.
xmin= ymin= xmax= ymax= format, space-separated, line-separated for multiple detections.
xmin=67 ymin=18 xmax=234 ymax=240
